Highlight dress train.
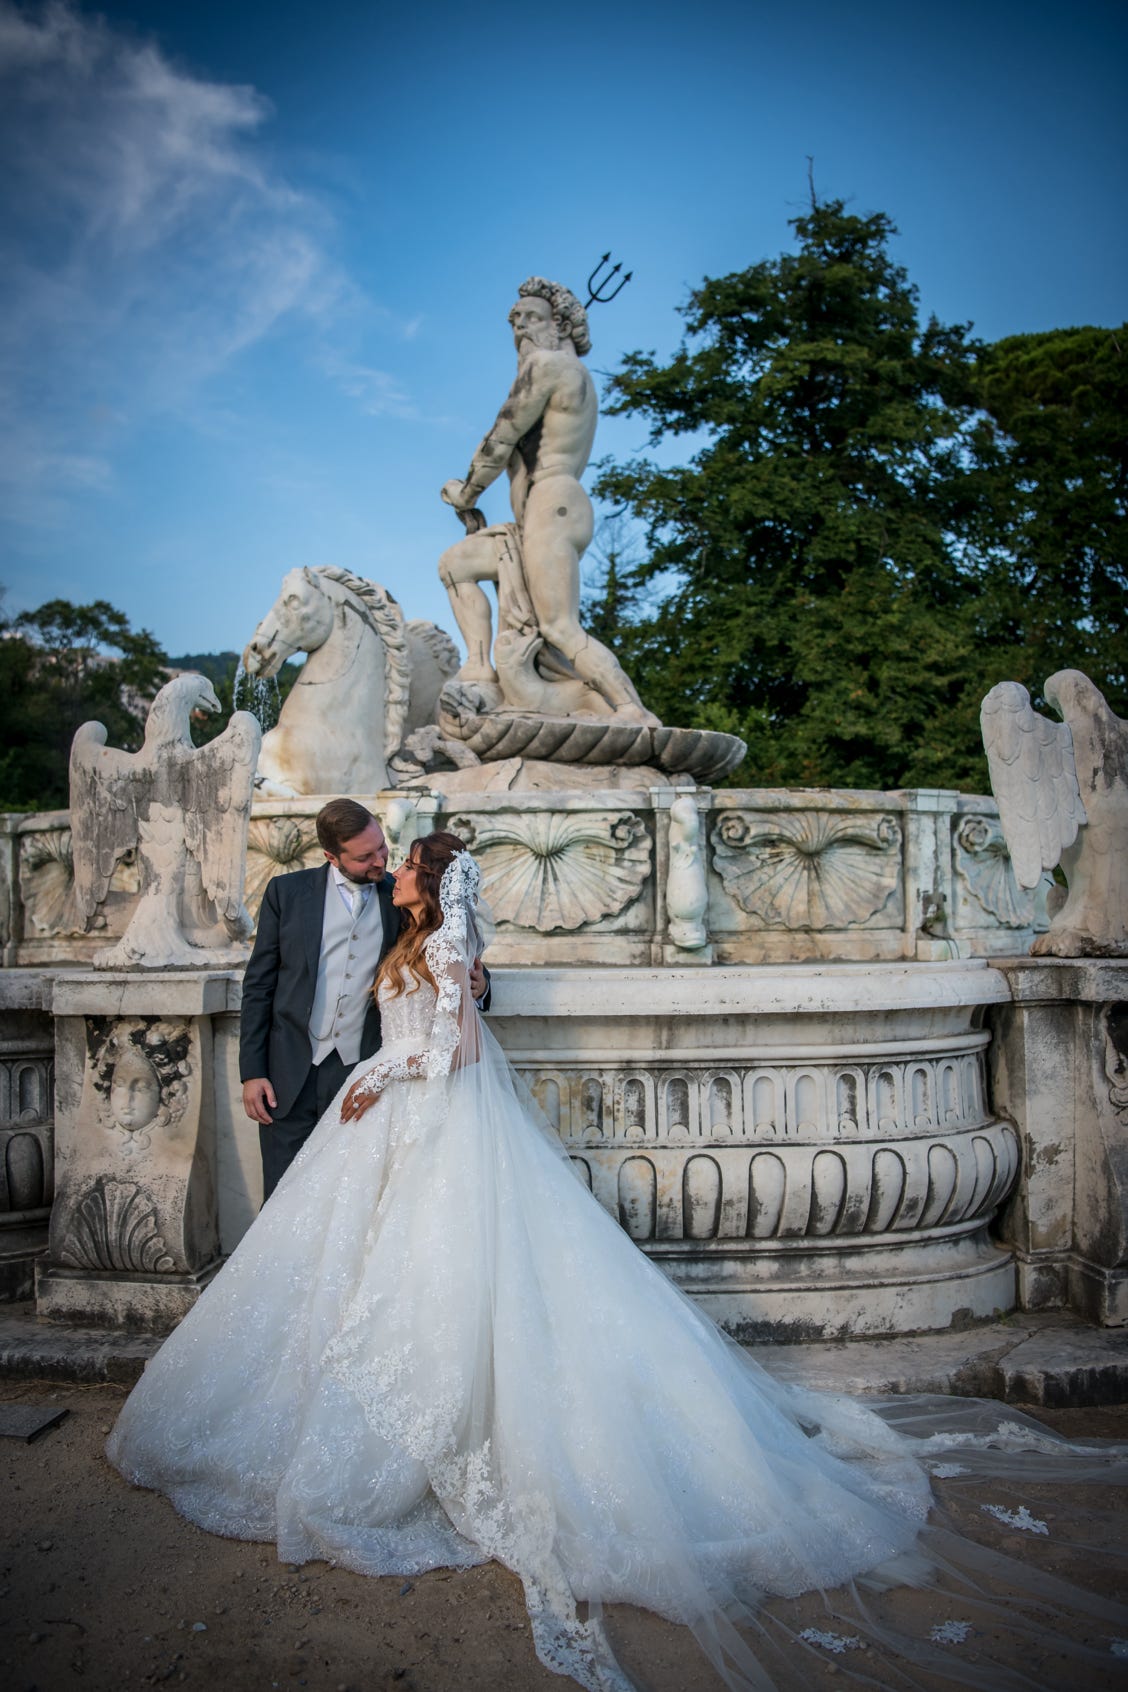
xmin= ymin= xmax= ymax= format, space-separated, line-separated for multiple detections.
xmin=107 ymin=914 xmax=1128 ymax=1692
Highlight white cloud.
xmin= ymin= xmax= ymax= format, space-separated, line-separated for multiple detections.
xmin=0 ymin=0 xmax=397 ymax=521
xmin=317 ymin=351 xmax=418 ymax=420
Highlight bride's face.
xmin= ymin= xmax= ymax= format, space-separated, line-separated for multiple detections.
xmin=390 ymin=854 xmax=427 ymax=919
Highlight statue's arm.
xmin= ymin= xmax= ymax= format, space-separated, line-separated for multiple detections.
xmin=448 ymin=356 xmax=557 ymax=507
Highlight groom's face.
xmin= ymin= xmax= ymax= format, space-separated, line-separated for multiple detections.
xmin=328 ymin=821 xmax=389 ymax=885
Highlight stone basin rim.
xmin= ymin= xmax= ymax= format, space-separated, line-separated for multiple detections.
xmin=489 ymin=959 xmax=1010 ymax=1017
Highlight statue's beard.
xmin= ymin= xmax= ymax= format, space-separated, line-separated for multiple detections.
xmin=517 ymin=324 xmax=560 ymax=357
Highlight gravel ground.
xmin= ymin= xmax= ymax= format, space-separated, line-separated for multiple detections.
xmin=2 ymin=1377 xmax=1127 ymax=1692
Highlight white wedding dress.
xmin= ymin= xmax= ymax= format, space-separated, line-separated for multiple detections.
xmin=108 ymin=862 xmax=1128 ymax=1692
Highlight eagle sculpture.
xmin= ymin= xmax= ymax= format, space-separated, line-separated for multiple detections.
xmin=70 ymin=673 xmax=262 ymax=970
xmin=981 ymin=669 xmax=1128 ymax=958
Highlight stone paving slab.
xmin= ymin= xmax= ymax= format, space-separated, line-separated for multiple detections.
xmin=755 ymin=1313 xmax=1128 ymax=1405
xmin=0 ymin=1302 xmax=161 ymax=1383
xmin=1 ymin=1300 xmax=1126 ymax=1404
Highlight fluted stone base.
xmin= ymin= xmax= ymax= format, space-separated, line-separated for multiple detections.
xmin=489 ymin=960 xmax=1019 ymax=1340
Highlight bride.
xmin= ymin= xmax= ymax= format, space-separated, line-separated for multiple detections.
xmin=108 ymin=831 xmax=1128 ymax=1692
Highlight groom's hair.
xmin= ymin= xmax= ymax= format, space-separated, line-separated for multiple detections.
xmin=316 ymin=798 xmax=376 ymax=857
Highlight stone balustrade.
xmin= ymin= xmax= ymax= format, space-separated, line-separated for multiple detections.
xmin=1 ymin=785 xmax=1044 ymax=971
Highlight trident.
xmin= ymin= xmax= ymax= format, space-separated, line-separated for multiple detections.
xmin=585 ymin=252 xmax=633 ymax=307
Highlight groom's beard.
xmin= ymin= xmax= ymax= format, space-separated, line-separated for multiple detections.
xmin=340 ymin=867 xmax=385 ymax=885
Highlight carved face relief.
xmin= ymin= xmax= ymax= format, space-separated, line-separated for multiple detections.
xmin=109 ymin=1047 xmax=161 ymax=1134
xmin=87 ymin=1017 xmax=192 ymax=1155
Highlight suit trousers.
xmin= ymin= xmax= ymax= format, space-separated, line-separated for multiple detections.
xmin=260 ymin=1049 xmax=352 ymax=1204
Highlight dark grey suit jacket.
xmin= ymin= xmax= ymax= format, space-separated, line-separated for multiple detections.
xmin=238 ymin=866 xmax=402 ymax=1119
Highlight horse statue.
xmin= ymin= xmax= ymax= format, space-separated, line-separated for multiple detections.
xmin=243 ymin=566 xmax=460 ymax=796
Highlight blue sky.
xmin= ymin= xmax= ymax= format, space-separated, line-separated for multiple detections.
xmin=1 ymin=0 xmax=1125 ymax=659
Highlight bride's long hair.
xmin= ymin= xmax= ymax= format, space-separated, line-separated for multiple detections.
xmin=374 ymin=830 xmax=469 ymax=999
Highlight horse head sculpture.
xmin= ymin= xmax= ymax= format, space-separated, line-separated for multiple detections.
xmin=244 ymin=566 xmax=459 ymax=798
xmin=244 ymin=567 xmax=336 ymax=680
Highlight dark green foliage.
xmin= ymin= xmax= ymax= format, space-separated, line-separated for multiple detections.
xmin=970 ymin=326 xmax=1127 ymax=702
xmin=594 ymin=198 xmax=1127 ymax=790
xmin=0 ymin=599 xmax=169 ymax=812
xmin=579 ymin=516 xmax=648 ymax=652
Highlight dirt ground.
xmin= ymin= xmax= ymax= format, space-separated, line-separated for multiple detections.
xmin=2 ymin=1377 xmax=1127 ymax=1692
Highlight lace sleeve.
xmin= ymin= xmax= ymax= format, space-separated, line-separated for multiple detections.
xmin=350 ymin=935 xmax=480 ymax=1100
xmin=421 ymin=927 xmax=481 ymax=1080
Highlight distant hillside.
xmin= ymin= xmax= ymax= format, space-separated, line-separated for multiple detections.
xmin=167 ymin=650 xmax=241 ymax=687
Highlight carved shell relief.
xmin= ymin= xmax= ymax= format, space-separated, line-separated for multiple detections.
xmin=57 ymin=1175 xmax=176 ymax=1273
xmin=244 ymin=817 xmax=323 ymax=920
xmin=711 ymin=810 xmax=903 ymax=929
xmin=448 ymin=811 xmax=651 ymax=931
xmin=953 ymin=815 xmax=1038 ymax=928
xmin=19 ymin=828 xmax=139 ymax=938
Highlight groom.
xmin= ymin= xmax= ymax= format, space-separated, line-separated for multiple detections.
xmin=240 ymin=798 xmax=488 ymax=1201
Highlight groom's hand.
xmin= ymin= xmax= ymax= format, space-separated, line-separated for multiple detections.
xmin=243 ymin=1078 xmax=277 ymax=1124
xmin=469 ymin=958 xmax=488 ymax=1000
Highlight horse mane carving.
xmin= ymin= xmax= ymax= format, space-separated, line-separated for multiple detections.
xmin=406 ymin=618 xmax=460 ymax=686
xmin=316 ymin=566 xmax=413 ymax=757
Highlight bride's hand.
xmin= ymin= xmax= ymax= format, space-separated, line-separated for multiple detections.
xmin=341 ymin=1078 xmax=380 ymax=1121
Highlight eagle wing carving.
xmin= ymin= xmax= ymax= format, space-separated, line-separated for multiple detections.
xmin=980 ymin=681 xmax=1086 ymax=890
xmin=68 ymin=723 xmax=142 ymax=927
xmin=182 ymin=710 xmax=262 ymax=924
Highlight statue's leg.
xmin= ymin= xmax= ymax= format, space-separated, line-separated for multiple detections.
xmin=523 ymin=479 xmax=659 ymax=724
xmin=438 ymin=534 xmax=502 ymax=682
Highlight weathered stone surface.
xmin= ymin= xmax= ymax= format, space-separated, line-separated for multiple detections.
xmin=69 ymin=674 xmax=260 ymax=970
xmin=432 ymin=693 xmax=744 ymax=785
xmin=982 ymin=669 xmax=1128 ymax=956
xmin=7 ymin=1296 xmax=1123 ymax=1405
xmin=0 ymin=1299 xmax=161 ymax=1382
xmin=36 ymin=971 xmax=238 ymax=1330
xmin=990 ymin=956 xmax=1128 ymax=1326
xmin=756 ymin=1315 xmax=1128 ymax=1405
xmin=952 ymin=814 xmax=1041 ymax=930
xmin=712 ymin=808 xmax=903 ymax=929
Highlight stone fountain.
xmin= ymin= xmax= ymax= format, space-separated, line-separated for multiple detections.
xmin=2 ymin=273 xmax=1126 ymax=1342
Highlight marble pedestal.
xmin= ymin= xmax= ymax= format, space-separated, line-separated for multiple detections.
xmin=35 ymin=971 xmax=239 ymax=1331
xmin=488 ymin=960 xmax=1019 ymax=1341
xmin=990 ymin=957 xmax=1128 ymax=1326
